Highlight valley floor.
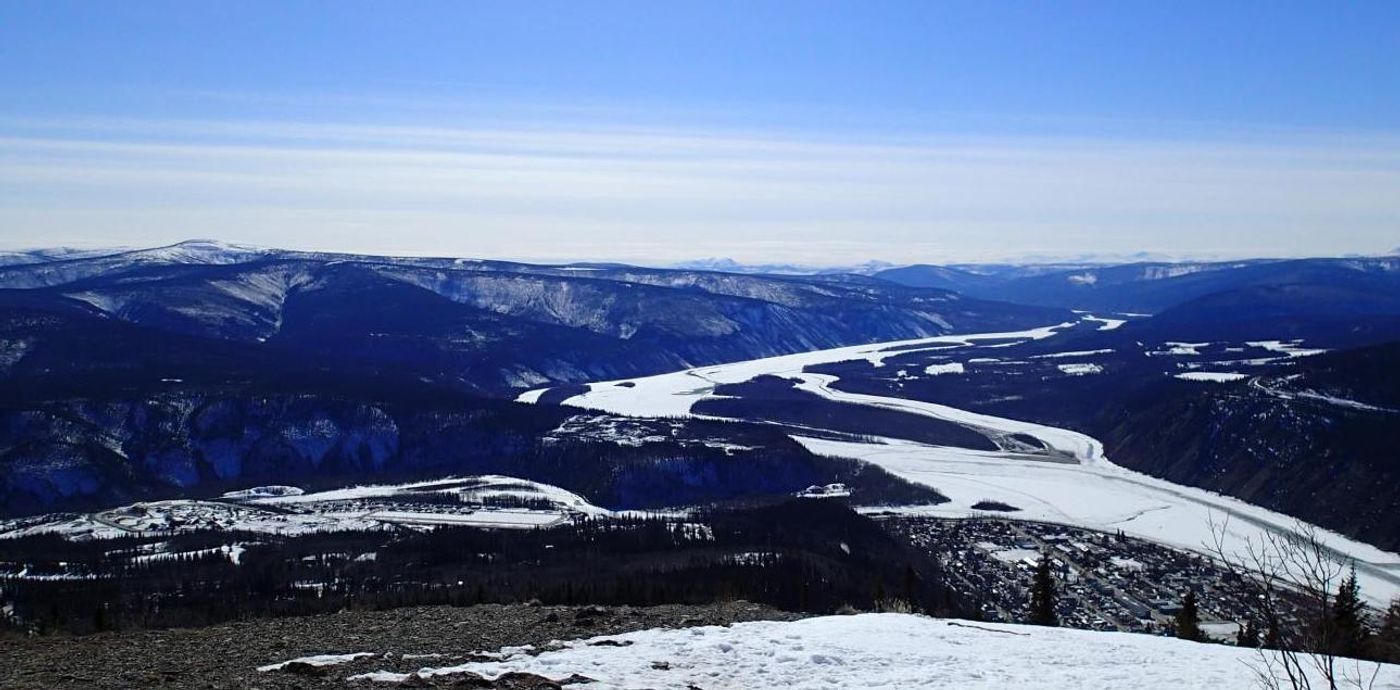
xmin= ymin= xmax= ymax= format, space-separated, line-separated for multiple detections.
xmin=521 ymin=318 xmax=1400 ymax=605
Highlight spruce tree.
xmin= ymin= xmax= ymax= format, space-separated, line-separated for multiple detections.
xmin=1236 ymin=618 xmax=1260 ymax=648
xmin=1175 ymin=590 xmax=1202 ymax=641
xmin=902 ymin=564 xmax=918 ymax=609
xmin=1378 ymin=597 xmax=1400 ymax=662
xmin=1264 ymin=614 xmax=1282 ymax=649
xmin=1331 ymin=564 xmax=1365 ymax=657
xmin=1383 ymin=597 xmax=1400 ymax=637
xmin=1028 ymin=551 xmax=1057 ymax=626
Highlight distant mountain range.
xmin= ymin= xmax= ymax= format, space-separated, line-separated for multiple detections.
xmin=677 ymin=253 xmax=1400 ymax=348
xmin=875 ymin=256 xmax=1400 ymax=316
xmin=2 ymin=240 xmax=1399 ymax=548
xmin=0 ymin=241 xmax=1067 ymax=395
xmin=668 ymin=257 xmax=897 ymax=276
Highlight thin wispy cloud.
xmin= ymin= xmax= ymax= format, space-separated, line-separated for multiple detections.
xmin=1 ymin=117 xmax=1397 ymax=263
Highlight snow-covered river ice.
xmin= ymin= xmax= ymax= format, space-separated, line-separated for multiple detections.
xmin=520 ymin=318 xmax=1400 ymax=605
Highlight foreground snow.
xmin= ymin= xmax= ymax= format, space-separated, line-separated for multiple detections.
xmin=351 ymin=613 xmax=1400 ymax=689
xmin=519 ymin=319 xmax=1400 ymax=605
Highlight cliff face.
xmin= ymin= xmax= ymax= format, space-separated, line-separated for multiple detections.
xmin=0 ymin=385 xmax=942 ymax=517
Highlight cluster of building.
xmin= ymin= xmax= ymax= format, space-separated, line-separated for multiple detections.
xmin=885 ymin=517 xmax=1281 ymax=637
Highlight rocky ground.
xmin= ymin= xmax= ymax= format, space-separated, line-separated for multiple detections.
xmin=2 ymin=601 xmax=804 ymax=689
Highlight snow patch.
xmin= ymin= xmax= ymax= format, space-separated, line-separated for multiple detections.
xmin=1030 ymin=349 xmax=1114 ymax=359
xmin=1247 ymin=340 xmax=1328 ymax=358
xmin=923 ymin=362 xmax=965 ymax=376
xmin=258 ymin=652 xmax=375 ymax=673
xmin=1150 ymin=342 xmax=1210 ymax=356
xmin=1175 ymin=372 xmax=1247 ymax=382
xmin=514 ymin=387 xmax=549 ymax=404
xmin=221 ymin=486 xmax=305 ymax=500
xmin=1081 ymin=315 xmax=1127 ymax=331
xmin=1056 ymin=363 xmax=1103 ymax=376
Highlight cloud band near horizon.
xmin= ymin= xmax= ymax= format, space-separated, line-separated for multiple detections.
xmin=1 ymin=117 xmax=1397 ymax=264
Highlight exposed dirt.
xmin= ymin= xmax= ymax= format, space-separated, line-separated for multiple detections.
xmin=2 ymin=601 xmax=803 ymax=689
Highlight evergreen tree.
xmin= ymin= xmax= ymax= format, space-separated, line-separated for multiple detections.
xmin=1384 ymin=597 xmax=1400 ymax=637
xmin=1028 ymin=551 xmax=1057 ymax=626
xmin=902 ymin=564 xmax=918 ymax=610
xmin=1331 ymin=564 xmax=1365 ymax=657
xmin=93 ymin=604 xmax=108 ymax=633
xmin=1174 ymin=590 xmax=1202 ymax=641
xmin=1236 ymin=618 xmax=1260 ymax=648
xmin=1263 ymin=613 xmax=1282 ymax=649
xmin=1377 ymin=597 xmax=1400 ymax=662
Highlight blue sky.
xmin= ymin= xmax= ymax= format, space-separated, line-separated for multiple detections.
xmin=2 ymin=1 xmax=1398 ymax=263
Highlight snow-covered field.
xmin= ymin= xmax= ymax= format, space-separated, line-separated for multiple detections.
xmin=519 ymin=318 xmax=1400 ymax=605
xmin=0 ymin=475 xmax=612 ymax=541
xmin=0 ymin=500 xmax=385 ymax=540
xmin=244 ymin=475 xmax=611 ymax=516
xmin=347 ymin=613 xmax=1400 ymax=689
